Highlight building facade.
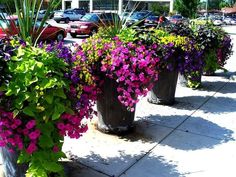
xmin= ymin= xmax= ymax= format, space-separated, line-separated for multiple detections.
xmin=61 ymin=0 xmax=174 ymax=14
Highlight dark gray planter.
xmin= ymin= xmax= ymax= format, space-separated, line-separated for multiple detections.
xmin=0 ymin=147 xmax=28 ymax=177
xmin=148 ymin=69 xmax=178 ymax=105
xmin=97 ymin=78 xmax=135 ymax=134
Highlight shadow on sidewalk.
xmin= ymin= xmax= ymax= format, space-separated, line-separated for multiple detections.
xmin=174 ymin=96 xmax=236 ymax=113
xmin=67 ymin=150 xmax=182 ymax=177
xmin=62 ymin=114 xmax=234 ymax=176
xmin=137 ymin=114 xmax=234 ymax=150
xmin=200 ymin=81 xmax=236 ymax=94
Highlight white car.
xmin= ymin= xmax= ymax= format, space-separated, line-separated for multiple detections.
xmin=54 ymin=9 xmax=84 ymax=23
xmin=231 ymin=19 xmax=236 ymax=25
xmin=223 ymin=17 xmax=232 ymax=25
xmin=223 ymin=17 xmax=236 ymax=25
xmin=212 ymin=19 xmax=223 ymax=26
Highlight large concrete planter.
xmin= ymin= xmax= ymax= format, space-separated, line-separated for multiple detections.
xmin=97 ymin=78 xmax=135 ymax=134
xmin=148 ymin=69 xmax=178 ymax=105
xmin=0 ymin=147 xmax=28 ymax=177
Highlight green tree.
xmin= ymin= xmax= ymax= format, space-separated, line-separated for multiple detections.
xmin=174 ymin=0 xmax=201 ymax=18
xmin=227 ymin=0 xmax=236 ymax=6
xmin=208 ymin=0 xmax=221 ymax=9
xmin=220 ymin=0 xmax=230 ymax=8
xmin=150 ymin=2 xmax=169 ymax=16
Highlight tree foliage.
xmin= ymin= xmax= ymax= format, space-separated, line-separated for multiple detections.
xmin=208 ymin=0 xmax=221 ymax=9
xmin=174 ymin=0 xmax=201 ymax=18
xmin=150 ymin=3 xmax=169 ymax=16
xmin=220 ymin=0 xmax=230 ymax=8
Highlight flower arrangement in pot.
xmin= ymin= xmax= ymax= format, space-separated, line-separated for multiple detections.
xmin=160 ymin=23 xmax=207 ymax=89
xmin=0 ymin=38 xmax=97 ymax=177
xmin=73 ymin=27 xmax=160 ymax=134
xmin=0 ymin=0 xmax=97 ymax=176
xmin=136 ymin=28 xmax=204 ymax=103
xmin=193 ymin=24 xmax=233 ymax=76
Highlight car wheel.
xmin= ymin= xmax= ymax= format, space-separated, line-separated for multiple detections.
xmin=70 ymin=33 xmax=77 ymax=38
xmin=55 ymin=20 xmax=60 ymax=23
xmin=56 ymin=33 xmax=64 ymax=41
xmin=65 ymin=18 xmax=70 ymax=23
xmin=90 ymin=28 xmax=97 ymax=36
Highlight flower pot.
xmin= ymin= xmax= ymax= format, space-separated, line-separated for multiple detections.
xmin=178 ymin=72 xmax=202 ymax=89
xmin=203 ymin=70 xmax=215 ymax=76
xmin=97 ymin=78 xmax=135 ymax=134
xmin=148 ymin=69 xmax=178 ymax=105
xmin=0 ymin=147 xmax=28 ymax=177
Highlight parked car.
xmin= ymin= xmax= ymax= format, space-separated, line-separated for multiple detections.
xmin=67 ymin=12 xmax=120 ymax=37
xmin=119 ymin=12 xmax=132 ymax=22
xmin=54 ymin=8 xmax=85 ymax=23
xmin=223 ymin=17 xmax=236 ymax=25
xmin=0 ymin=16 xmax=67 ymax=41
xmin=36 ymin=10 xmax=54 ymax=20
xmin=144 ymin=15 xmax=159 ymax=27
xmin=211 ymin=17 xmax=223 ymax=26
xmin=126 ymin=11 xmax=155 ymax=27
xmin=169 ymin=15 xmax=188 ymax=25
xmin=0 ymin=12 xmax=7 ymax=19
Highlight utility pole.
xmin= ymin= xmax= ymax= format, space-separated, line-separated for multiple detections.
xmin=206 ymin=0 xmax=209 ymax=23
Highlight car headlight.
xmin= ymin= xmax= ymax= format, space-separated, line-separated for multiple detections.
xmin=80 ymin=25 xmax=88 ymax=29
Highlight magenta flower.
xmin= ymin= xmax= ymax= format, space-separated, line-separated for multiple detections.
xmin=28 ymin=130 xmax=41 ymax=140
xmin=26 ymin=120 xmax=36 ymax=130
xmin=53 ymin=145 xmax=60 ymax=153
xmin=26 ymin=142 xmax=37 ymax=154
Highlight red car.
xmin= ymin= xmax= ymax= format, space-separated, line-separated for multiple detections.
xmin=67 ymin=13 xmax=120 ymax=37
xmin=169 ymin=15 xmax=188 ymax=25
xmin=0 ymin=16 xmax=67 ymax=41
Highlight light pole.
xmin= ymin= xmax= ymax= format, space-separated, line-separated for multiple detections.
xmin=206 ymin=0 xmax=209 ymax=23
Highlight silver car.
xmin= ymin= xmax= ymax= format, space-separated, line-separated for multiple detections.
xmin=54 ymin=9 xmax=84 ymax=23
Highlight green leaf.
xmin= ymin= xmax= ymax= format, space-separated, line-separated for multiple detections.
xmin=5 ymin=88 xmax=13 ymax=96
xmin=38 ymin=123 xmax=54 ymax=136
xmin=17 ymin=151 xmax=30 ymax=164
xmin=52 ymin=102 xmax=65 ymax=120
xmin=26 ymin=167 xmax=48 ymax=177
xmin=13 ymin=109 xmax=20 ymax=117
xmin=42 ymin=162 xmax=63 ymax=173
xmin=17 ymin=46 xmax=25 ymax=57
xmin=54 ymin=88 xmax=66 ymax=99
xmin=45 ymin=94 xmax=54 ymax=104
xmin=38 ymin=135 xmax=54 ymax=148
xmin=23 ymin=106 xmax=36 ymax=117
xmin=65 ymin=107 xmax=74 ymax=115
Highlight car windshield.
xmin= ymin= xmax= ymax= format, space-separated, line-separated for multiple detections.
xmin=146 ymin=16 xmax=158 ymax=20
xmin=172 ymin=15 xmax=182 ymax=19
xmin=131 ymin=12 xmax=148 ymax=20
xmin=34 ymin=21 xmax=48 ymax=28
xmin=0 ymin=20 xmax=8 ymax=29
xmin=80 ymin=14 xmax=99 ymax=22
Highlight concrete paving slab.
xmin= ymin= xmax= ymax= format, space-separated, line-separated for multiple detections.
xmin=62 ymin=120 xmax=174 ymax=177
xmin=134 ymin=75 xmax=229 ymax=129
xmin=135 ymin=98 xmax=191 ymax=128
xmin=178 ymin=80 xmax=236 ymax=140
xmin=63 ymin=162 xmax=109 ymax=177
xmin=120 ymin=130 xmax=236 ymax=177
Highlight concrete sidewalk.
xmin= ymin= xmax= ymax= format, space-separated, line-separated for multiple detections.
xmin=1 ymin=33 xmax=236 ymax=177
xmin=62 ymin=74 xmax=236 ymax=177
xmin=62 ymin=34 xmax=236 ymax=177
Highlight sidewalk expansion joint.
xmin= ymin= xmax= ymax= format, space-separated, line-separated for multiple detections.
xmin=117 ymin=79 xmax=231 ymax=177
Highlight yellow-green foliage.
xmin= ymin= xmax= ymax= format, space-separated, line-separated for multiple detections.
xmin=152 ymin=29 xmax=189 ymax=50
